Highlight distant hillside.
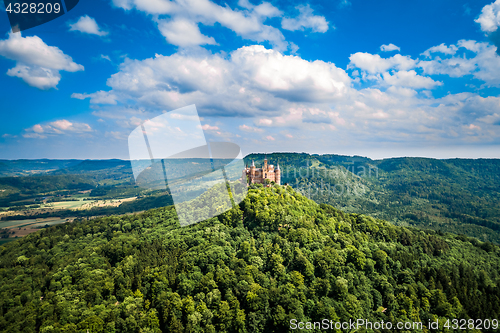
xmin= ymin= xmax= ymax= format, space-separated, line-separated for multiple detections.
xmin=52 ymin=159 xmax=132 ymax=174
xmin=245 ymin=153 xmax=500 ymax=243
xmin=1 ymin=154 xmax=499 ymax=243
xmin=0 ymin=185 xmax=499 ymax=332
xmin=0 ymin=160 xmax=82 ymax=177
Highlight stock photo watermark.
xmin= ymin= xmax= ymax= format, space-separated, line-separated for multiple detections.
xmin=128 ymin=105 xmax=247 ymax=227
xmin=3 ymin=0 xmax=79 ymax=32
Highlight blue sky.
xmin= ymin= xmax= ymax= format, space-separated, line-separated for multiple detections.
xmin=1 ymin=0 xmax=500 ymax=159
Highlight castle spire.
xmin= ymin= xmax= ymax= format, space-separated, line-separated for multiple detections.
xmin=251 ymin=160 xmax=255 ymax=167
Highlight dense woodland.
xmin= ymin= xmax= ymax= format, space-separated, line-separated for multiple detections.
xmin=2 ymin=154 xmax=500 ymax=245
xmin=1 ymin=185 xmax=499 ymax=332
xmin=246 ymin=153 xmax=500 ymax=243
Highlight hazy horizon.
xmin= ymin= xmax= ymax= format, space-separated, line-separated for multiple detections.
xmin=1 ymin=148 xmax=500 ymax=161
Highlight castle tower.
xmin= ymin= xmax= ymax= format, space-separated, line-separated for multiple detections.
xmin=250 ymin=160 xmax=256 ymax=183
xmin=263 ymin=157 xmax=268 ymax=179
xmin=276 ymin=163 xmax=281 ymax=185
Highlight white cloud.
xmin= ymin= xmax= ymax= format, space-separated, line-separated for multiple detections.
xmin=101 ymin=45 xmax=352 ymax=118
xmin=51 ymin=120 xmax=73 ymax=130
xmin=157 ymin=18 xmax=216 ymax=47
xmin=112 ymin=0 xmax=288 ymax=49
xmin=253 ymin=2 xmax=282 ymax=18
xmin=7 ymin=65 xmax=62 ymax=90
xmin=23 ymin=120 xmax=92 ymax=138
xmin=239 ymin=124 xmax=263 ymax=132
xmin=258 ymin=118 xmax=273 ymax=126
xmin=0 ymin=32 xmax=83 ymax=89
xmin=382 ymin=70 xmax=443 ymax=89
xmin=50 ymin=120 xmax=92 ymax=132
xmin=418 ymin=40 xmax=500 ymax=86
xmin=349 ymin=51 xmax=442 ymax=90
xmin=232 ymin=45 xmax=351 ymax=101
xmin=380 ymin=43 xmax=400 ymax=52
xmin=281 ymin=5 xmax=329 ymax=33
xmin=111 ymin=0 xmax=134 ymax=10
xmin=421 ymin=43 xmax=458 ymax=57
xmin=418 ymin=56 xmax=476 ymax=78
xmin=201 ymin=124 xmax=219 ymax=130
xmin=348 ymin=53 xmax=417 ymax=74
xmin=74 ymin=40 xmax=500 ymax=152
xmin=105 ymin=131 xmax=127 ymax=140
xmin=475 ymin=0 xmax=500 ymax=32
xmin=72 ymin=91 xmax=118 ymax=104
xmin=33 ymin=124 xmax=44 ymax=133
xmin=69 ymin=15 xmax=108 ymax=36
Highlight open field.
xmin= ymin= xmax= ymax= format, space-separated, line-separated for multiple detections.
xmin=0 ymin=197 xmax=138 ymax=220
xmin=0 ymin=217 xmax=75 ymax=243
xmin=44 ymin=201 xmax=87 ymax=210
xmin=79 ymin=197 xmax=136 ymax=209
xmin=0 ymin=217 xmax=73 ymax=230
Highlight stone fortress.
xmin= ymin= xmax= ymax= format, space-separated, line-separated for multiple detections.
xmin=242 ymin=157 xmax=281 ymax=185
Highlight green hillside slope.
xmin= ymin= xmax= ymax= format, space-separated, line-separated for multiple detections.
xmin=245 ymin=153 xmax=500 ymax=243
xmin=0 ymin=185 xmax=499 ymax=332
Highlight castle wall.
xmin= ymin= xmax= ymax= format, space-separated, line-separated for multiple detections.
xmin=244 ymin=161 xmax=281 ymax=185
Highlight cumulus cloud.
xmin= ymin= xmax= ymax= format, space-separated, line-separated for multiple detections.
xmin=51 ymin=120 xmax=73 ymax=130
xmin=157 ymin=18 xmax=216 ymax=47
xmin=239 ymin=124 xmax=264 ymax=132
xmin=380 ymin=43 xmax=400 ymax=52
xmin=98 ymin=45 xmax=351 ymax=117
xmin=231 ymin=45 xmax=350 ymax=102
xmin=348 ymin=53 xmax=417 ymax=74
xmin=0 ymin=32 xmax=83 ymax=89
xmin=75 ymin=38 xmax=500 ymax=151
xmin=281 ymin=5 xmax=329 ymax=33
xmin=72 ymin=91 xmax=118 ymax=104
xmin=475 ymin=1 xmax=500 ymax=54
xmin=69 ymin=15 xmax=108 ymax=36
xmin=348 ymin=51 xmax=443 ymax=90
xmin=201 ymin=124 xmax=219 ymax=130
xmin=351 ymin=40 xmax=500 ymax=88
xmin=475 ymin=0 xmax=500 ymax=32
xmin=23 ymin=120 xmax=92 ymax=138
xmin=382 ymin=70 xmax=443 ymax=89
xmin=112 ymin=0 xmax=289 ymax=49
xmin=421 ymin=43 xmax=458 ymax=57
xmin=418 ymin=40 xmax=500 ymax=86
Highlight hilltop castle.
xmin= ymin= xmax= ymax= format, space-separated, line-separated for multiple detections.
xmin=243 ymin=157 xmax=281 ymax=185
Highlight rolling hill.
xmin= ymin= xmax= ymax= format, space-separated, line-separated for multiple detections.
xmin=0 ymin=185 xmax=499 ymax=332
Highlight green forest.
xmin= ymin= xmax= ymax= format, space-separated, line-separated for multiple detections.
xmin=1 ymin=185 xmax=499 ymax=332
xmin=245 ymin=153 xmax=500 ymax=244
xmin=2 ymin=154 xmax=499 ymax=245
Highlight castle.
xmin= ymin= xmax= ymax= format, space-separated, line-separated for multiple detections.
xmin=243 ymin=157 xmax=281 ymax=185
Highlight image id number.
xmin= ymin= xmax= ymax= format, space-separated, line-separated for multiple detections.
xmin=6 ymin=2 xmax=62 ymax=14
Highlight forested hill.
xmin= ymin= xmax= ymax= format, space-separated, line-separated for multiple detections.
xmin=1 ymin=185 xmax=500 ymax=332
xmin=245 ymin=153 xmax=500 ymax=243
xmin=2 ymin=154 xmax=499 ymax=244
